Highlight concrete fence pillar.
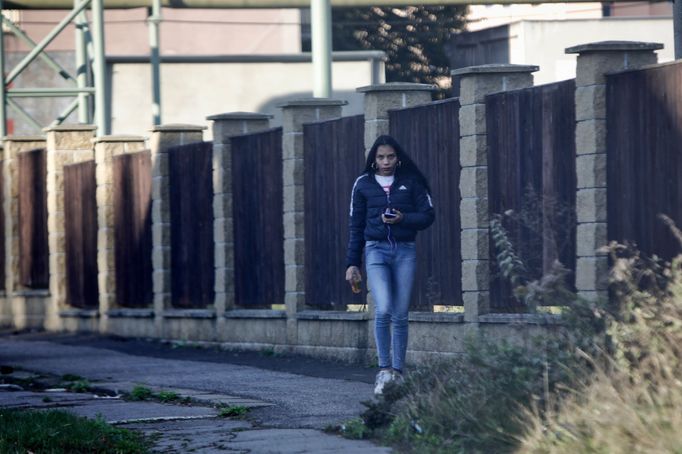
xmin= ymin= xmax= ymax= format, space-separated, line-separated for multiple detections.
xmin=357 ymin=82 xmax=434 ymax=155
xmin=93 ymin=135 xmax=147 ymax=331
xmin=565 ymin=41 xmax=661 ymax=301
xmin=2 ymin=135 xmax=47 ymax=329
xmin=207 ymin=112 xmax=271 ymax=315
xmin=451 ymin=64 xmax=537 ymax=321
xmin=149 ymin=124 xmax=205 ymax=331
xmin=278 ymin=99 xmax=345 ymax=343
xmin=43 ymin=125 xmax=97 ymax=328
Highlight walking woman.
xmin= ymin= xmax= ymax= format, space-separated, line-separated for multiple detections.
xmin=345 ymin=135 xmax=434 ymax=395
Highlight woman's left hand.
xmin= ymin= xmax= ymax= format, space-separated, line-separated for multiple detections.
xmin=382 ymin=209 xmax=403 ymax=224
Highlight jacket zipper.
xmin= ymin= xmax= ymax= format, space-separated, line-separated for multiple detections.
xmin=385 ymin=179 xmax=396 ymax=249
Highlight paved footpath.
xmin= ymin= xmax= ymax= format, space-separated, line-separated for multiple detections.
xmin=0 ymin=331 xmax=391 ymax=453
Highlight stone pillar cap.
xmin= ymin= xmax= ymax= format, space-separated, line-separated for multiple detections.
xmin=149 ymin=124 xmax=207 ymax=132
xmin=206 ymin=112 xmax=273 ymax=121
xmin=92 ymin=135 xmax=146 ymax=143
xmin=3 ymin=135 xmax=45 ymax=142
xmin=356 ymin=82 xmax=435 ymax=93
xmin=451 ymin=64 xmax=539 ymax=77
xmin=566 ymin=41 xmax=663 ymax=54
xmin=277 ymin=98 xmax=347 ymax=108
xmin=42 ymin=124 xmax=97 ymax=133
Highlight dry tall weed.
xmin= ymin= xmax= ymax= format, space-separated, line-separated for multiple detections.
xmin=519 ymin=245 xmax=682 ymax=453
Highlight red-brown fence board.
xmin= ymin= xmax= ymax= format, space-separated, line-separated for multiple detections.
xmin=231 ymin=128 xmax=284 ymax=308
xmin=113 ymin=151 xmax=153 ymax=308
xmin=607 ymin=62 xmax=682 ymax=261
xmin=486 ymin=80 xmax=577 ymax=310
xmin=169 ymin=141 xmax=215 ymax=308
xmin=303 ymin=115 xmax=366 ymax=309
xmin=17 ymin=148 xmax=49 ymax=289
xmin=64 ymin=161 xmax=98 ymax=308
xmin=390 ymin=99 xmax=462 ymax=310
xmin=0 ymin=159 xmax=4 ymax=291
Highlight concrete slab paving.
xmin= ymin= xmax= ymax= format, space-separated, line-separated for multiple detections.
xmin=0 ymin=388 xmax=217 ymax=423
xmin=0 ymin=333 xmax=391 ymax=453
xmin=228 ymin=429 xmax=392 ymax=454
xmin=0 ymin=338 xmax=375 ymax=428
xmin=123 ymin=418 xmax=252 ymax=453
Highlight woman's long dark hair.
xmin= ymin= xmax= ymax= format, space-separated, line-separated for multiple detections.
xmin=364 ymin=135 xmax=431 ymax=194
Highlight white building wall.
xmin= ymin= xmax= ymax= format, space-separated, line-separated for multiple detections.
xmin=467 ymin=3 xmax=602 ymax=32
xmin=509 ymin=18 xmax=674 ymax=85
xmin=110 ymin=57 xmax=382 ymax=138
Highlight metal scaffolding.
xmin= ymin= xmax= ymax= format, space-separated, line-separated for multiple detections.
xmin=0 ymin=0 xmax=104 ymax=135
xmin=0 ymin=0 xmax=680 ymax=136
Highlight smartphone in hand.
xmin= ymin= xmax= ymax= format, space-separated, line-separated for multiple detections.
xmin=384 ymin=208 xmax=397 ymax=219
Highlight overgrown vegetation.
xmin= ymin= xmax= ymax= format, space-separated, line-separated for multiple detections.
xmin=341 ymin=216 xmax=682 ymax=453
xmin=218 ymin=405 xmax=249 ymax=418
xmin=520 ymin=238 xmax=682 ymax=452
xmin=0 ymin=409 xmax=151 ymax=453
xmin=128 ymin=385 xmax=154 ymax=401
xmin=126 ymin=385 xmax=189 ymax=404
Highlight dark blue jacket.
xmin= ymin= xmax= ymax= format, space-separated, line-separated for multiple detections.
xmin=346 ymin=171 xmax=435 ymax=267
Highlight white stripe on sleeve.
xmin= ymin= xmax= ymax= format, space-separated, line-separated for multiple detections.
xmin=349 ymin=174 xmax=367 ymax=216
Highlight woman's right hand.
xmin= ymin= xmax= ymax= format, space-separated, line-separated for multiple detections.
xmin=346 ymin=266 xmax=362 ymax=293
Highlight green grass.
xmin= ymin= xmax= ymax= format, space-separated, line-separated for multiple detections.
xmin=156 ymin=391 xmax=180 ymax=403
xmin=218 ymin=405 xmax=249 ymax=418
xmin=67 ymin=379 xmax=91 ymax=393
xmin=0 ymin=409 xmax=151 ymax=453
xmin=128 ymin=386 xmax=154 ymax=401
xmin=61 ymin=374 xmax=84 ymax=382
xmin=126 ymin=386 xmax=191 ymax=404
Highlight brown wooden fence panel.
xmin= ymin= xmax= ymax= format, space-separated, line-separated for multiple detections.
xmin=231 ymin=128 xmax=284 ymax=308
xmin=0 ymin=159 xmax=4 ymax=291
xmin=113 ymin=151 xmax=153 ymax=308
xmin=169 ymin=141 xmax=215 ymax=308
xmin=303 ymin=115 xmax=365 ymax=310
xmin=607 ymin=62 xmax=682 ymax=261
xmin=390 ymin=99 xmax=461 ymax=310
xmin=486 ymin=80 xmax=576 ymax=311
xmin=64 ymin=161 xmax=98 ymax=308
xmin=17 ymin=148 xmax=49 ymax=289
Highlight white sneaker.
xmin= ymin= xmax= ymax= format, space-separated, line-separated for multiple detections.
xmin=374 ymin=369 xmax=393 ymax=395
xmin=392 ymin=370 xmax=404 ymax=385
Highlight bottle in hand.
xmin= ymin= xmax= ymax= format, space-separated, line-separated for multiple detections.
xmin=350 ymin=270 xmax=362 ymax=294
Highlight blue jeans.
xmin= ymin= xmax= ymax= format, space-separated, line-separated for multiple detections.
xmin=365 ymin=240 xmax=416 ymax=372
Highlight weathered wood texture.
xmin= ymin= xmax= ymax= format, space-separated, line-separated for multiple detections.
xmin=303 ymin=115 xmax=366 ymax=309
xmin=231 ymin=128 xmax=284 ymax=308
xmin=486 ymin=80 xmax=577 ymax=310
xmin=64 ymin=161 xmax=98 ymax=308
xmin=390 ymin=99 xmax=462 ymax=310
xmin=113 ymin=151 xmax=153 ymax=308
xmin=607 ymin=62 xmax=682 ymax=262
xmin=169 ymin=141 xmax=215 ymax=308
xmin=0 ymin=159 xmax=4 ymax=291
xmin=17 ymin=148 xmax=49 ymax=289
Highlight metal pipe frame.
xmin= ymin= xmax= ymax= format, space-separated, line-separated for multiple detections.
xmin=0 ymin=0 xmax=7 ymax=136
xmin=311 ymin=0 xmax=331 ymax=98
xmin=7 ymin=98 xmax=43 ymax=130
xmin=673 ymin=0 xmax=682 ymax=60
xmin=7 ymin=87 xmax=96 ymax=97
xmin=91 ymin=0 xmax=107 ymax=135
xmin=6 ymin=0 xmax=91 ymax=84
xmin=148 ymin=0 xmax=161 ymax=125
xmin=3 ymin=0 xmax=624 ymax=8
xmin=1 ymin=15 xmax=76 ymax=82
xmin=75 ymin=0 xmax=92 ymax=122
